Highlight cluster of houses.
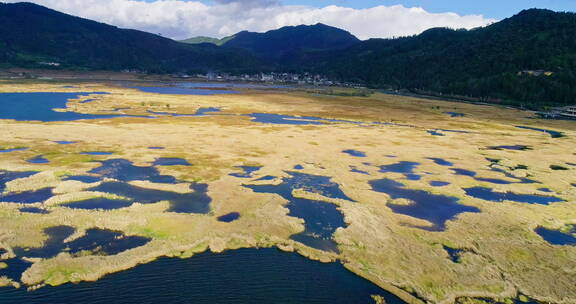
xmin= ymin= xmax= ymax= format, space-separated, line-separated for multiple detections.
xmin=175 ymin=72 xmax=361 ymax=87
xmin=537 ymin=105 xmax=576 ymax=119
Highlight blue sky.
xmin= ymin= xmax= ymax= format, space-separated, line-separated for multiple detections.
xmin=269 ymin=0 xmax=575 ymax=19
xmin=140 ymin=1 xmax=576 ymax=19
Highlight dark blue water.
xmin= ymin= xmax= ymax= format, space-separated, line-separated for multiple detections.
xmin=342 ymin=150 xmax=366 ymax=157
xmin=0 ymin=188 xmax=53 ymax=204
xmin=430 ymin=181 xmax=450 ymax=187
xmin=88 ymin=182 xmax=211 ymax=214
xmin=81 ymin=152 xmax=114 ymax=156
xmin=152 ymin=158 xmax=191 ymax=166
xmin=443 ymin=245 xmax=464 ymax=263
xmin=148 ymin=147 xmax=165 ymax=150
xmin=147 ymin=107 xmax=220 ymax=117
xmin=13 ymin=226 xmax=150 ymax=259
xmin=26 ymin=155 xmax=49 ymax=164
xmin=229 ymin=166 xmax=262 ymax=178
xmin=65 ymin=228 xmax=151 ymax=255
xmin=535 ymin=226 xmax=576 ymax=246
xmin=0 ymin=258 xmax=31 ymax=282
xmin=0 ymin=170 xmax=37 ymax=192
xmin=248 ymin=113 xmax=326 ymax=125
xmin=0 ymin=92 xmax=125 ymax=122
xmin=245 ymin=172 xmax=353 ymax=252
xmin=550 ymin=165 xmax=569 ymax=171
xmin=0 ymin=147 xmax=29 ymax=153
xmin=464 ymin=187 xmax=563 ymax=205
xmin=516 ymin=126 xmax=564 ymax=138
xmin=538 ymin=188 xmax=553 ymax=193
xmin=14 ymin=226 xmax=75 ymax=258
xmin=63 ymin=175 xmax=102 ymax=183
xmin=444 ymin=112 xmax=465 ymax=117
xmin=0 ymin=248 xmax=405 ymax=304
xmin=427 ymin=130 xmax=444 ymax=136
xmin=54 ymin=141 xmax=77 ymax=145
xmin=63 ymin=197 xmax=134 ymax=210
xmin=379 ymin=161 xmax=421 ymax=181
xmin=451 ymin=168 xmax=514 ymax=185
xmin=89 ymin=159 xmax=176 ymax=184
xmin=487 ymin=145 xmax=531 ymax=151
xmin=293 ymin=164 xmax=304 ymax=170
xmin=217 ymin=212 xmax=240 ymax=223
xmin=194 ymin=107 xmax=221 ymax=116
xmin=19 ymin=207 xmax=50 ymax=214
xmin=255 ymin=175 xmax=276 ymax=181
xmin=427 ymin=158 xmax=453 ymax=167
xmin=369 ymin=178 xmax=480 ymax=231
xmin=350 ymin=166 xmax=369 ymax=175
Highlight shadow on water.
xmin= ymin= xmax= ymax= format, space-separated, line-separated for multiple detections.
xmin=244 ymin=172 xmax=353 ymax=252
xmin=535 ymin=226 xmax=576 ymax=246
xmin=378 ymin=161 xmax=421 ymax=181
xmin=464 ymin=187 xmax=563 ymax=205
xmin=229 ymin=166 xmax=262 ymax=178
xmin=89 ymin=159 xmax=177 ymax=184
xmin=87 ymin=182 xmax=211 ymax=213
xmin=0 ymin=248 xmax=406 ymax=304
xmin=369 ymin=178 xmax=480 ymax=231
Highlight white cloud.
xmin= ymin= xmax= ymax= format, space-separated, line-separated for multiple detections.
xmin=3 ymin=0 xmax=495 ymax=40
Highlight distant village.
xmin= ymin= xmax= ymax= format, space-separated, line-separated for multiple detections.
xmin=174 ymin=72 xmax=365 ymax=88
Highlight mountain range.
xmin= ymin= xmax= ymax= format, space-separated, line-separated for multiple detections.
xmin=1 ymin=2 xmax=575 ymax=108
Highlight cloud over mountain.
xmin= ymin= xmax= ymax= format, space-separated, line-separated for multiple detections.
xmin=2 ymin=0 xmax=495 ymax=40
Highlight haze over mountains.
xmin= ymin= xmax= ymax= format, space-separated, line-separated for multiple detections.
xmin=1 ymin=2 xmax=575 ymax=108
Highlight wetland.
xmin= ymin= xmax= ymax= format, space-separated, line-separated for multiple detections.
xmin=0 ymin=80 xmax=574 ymax=304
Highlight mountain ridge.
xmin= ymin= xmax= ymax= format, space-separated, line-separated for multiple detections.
xmin=0 ymin=3 xmax=574 ymax=108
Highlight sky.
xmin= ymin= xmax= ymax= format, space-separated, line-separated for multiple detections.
xmin=4 ymin=0 xmax=575 ymax=40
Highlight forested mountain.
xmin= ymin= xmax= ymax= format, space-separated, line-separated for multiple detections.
xmin=180 ymin=36 xmax=234 ymax=46
xmin=317 ymin=9 xmax=576 ymax=108
xmin=0 ymin=2 xmax=263 ymax=73
xmin=0 ymin=2 xmax=575 ymax=108
xmin=220 ymin=23 xmax=360 ymax=62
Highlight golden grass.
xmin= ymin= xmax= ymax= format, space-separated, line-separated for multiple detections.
xmin=0 ymin=81 xmax=574 ymax=304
